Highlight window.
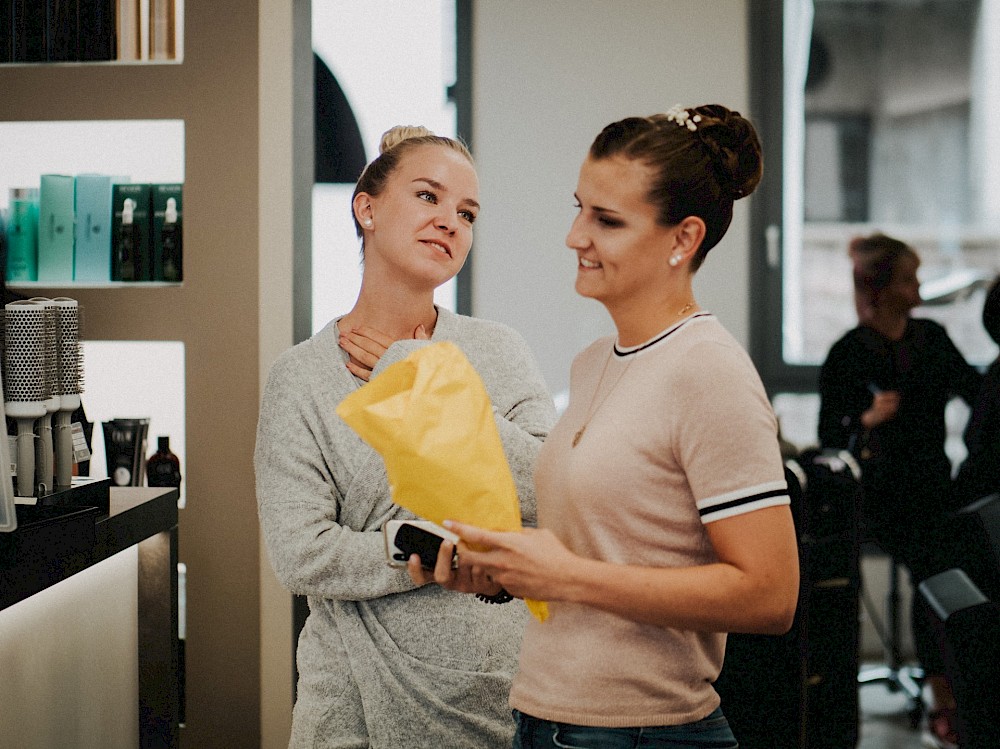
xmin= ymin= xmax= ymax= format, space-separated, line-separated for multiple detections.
xmin=751 ymin=0 xmax=1000 ymax=395
xmin=751 ymin=0 xmax=1000 ymax=458
xmin=310 ymin=0 xmax=466 ymax=334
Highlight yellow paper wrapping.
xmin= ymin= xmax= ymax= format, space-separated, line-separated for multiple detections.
xmin=336 ymin=341 xmax=548 ymax=621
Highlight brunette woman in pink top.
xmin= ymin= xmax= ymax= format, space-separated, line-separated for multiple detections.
xmin=412 ymin=106 xmax=799 ymax=748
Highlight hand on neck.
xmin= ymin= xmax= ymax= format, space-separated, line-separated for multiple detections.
xmin=340 ymin=301 xmax=439 ymax=341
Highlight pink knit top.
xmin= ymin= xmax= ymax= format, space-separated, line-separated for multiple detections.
xmin=510 ymin=313 xmax=790 ymax=727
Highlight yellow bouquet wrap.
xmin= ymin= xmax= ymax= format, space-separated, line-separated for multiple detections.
xmin=336 ymin=341 xmax=548 ymax=621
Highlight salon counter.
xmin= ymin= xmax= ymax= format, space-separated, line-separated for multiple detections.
xmin=0 ymin=486 xmax=179 ymax=749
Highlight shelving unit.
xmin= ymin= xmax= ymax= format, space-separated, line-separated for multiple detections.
xmin=9 ymin=281 xmax=182 ymax=290
xmin=0 ymin=2 xmax=312 ymax=745
xmin=1 ymin=1 xmax=184 ymax=66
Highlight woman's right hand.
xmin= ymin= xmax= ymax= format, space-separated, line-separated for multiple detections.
xmin=406 ymin=539 xmax=505 ymax=597
xmin=862 ymin=389 xmax=901 ymax=428
xmin=339 ymin=323 xmax=432 ymax=381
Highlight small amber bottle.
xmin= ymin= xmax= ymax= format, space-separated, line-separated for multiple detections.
xmin=147 ymin=435 xmax=182 ymax=488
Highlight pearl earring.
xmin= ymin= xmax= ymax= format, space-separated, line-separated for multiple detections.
xmin=669 ymin=255 xmax=681 ymax=267
xmin=363 ymin=219 xmax=372 ymax=227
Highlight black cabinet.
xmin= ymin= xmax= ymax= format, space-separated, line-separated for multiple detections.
xmin=716 ymin=451 xmax=862 ymax=748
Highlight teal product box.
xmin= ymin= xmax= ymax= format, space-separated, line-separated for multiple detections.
xmin=37 ymin=174 xmax=76 ymax=283
xmin=74 ymin=174 xmax=116 ymax=282
xmin=5 ymin=187 xmax=40 ymax=282
xmin=151 ymin=183 xmax=183 ymax=282
xmin=111 ymin=183 xmax=152 ymax=281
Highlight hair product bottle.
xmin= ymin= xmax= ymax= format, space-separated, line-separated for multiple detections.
xmin=160 ymin=197 xmax=182 ymax=282
xmin=6 ymin=187 xmax=40 ymax=282
xmin=117 ymin=197 xmax=139 ymax=281
xmin=147 ymin=435 xmax=182 ymax=488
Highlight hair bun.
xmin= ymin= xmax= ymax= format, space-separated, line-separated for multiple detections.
xmin=379 ymin=125 xmax=436 ymax=154
xmin=692 ymin=105 xmax=763 ymax=200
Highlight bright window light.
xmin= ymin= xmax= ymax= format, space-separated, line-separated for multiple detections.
xmin=0 ymin=120 xmax=184 ymax=210
xmin=81 ymin=341 xmax=186 ymax=507
xmin=311 ymin=1 xmax=458 ymax=334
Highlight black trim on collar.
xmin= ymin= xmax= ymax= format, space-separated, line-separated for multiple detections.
xmin=613 ymin=312 xmax=713 ymax=357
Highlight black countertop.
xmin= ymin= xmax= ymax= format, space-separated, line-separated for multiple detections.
xmin=0 ymin=485 xmax=179 ymax=611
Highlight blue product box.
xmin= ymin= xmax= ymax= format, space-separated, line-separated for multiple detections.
xmin=74 ymin=174 xmax=115 ymax=283
xmin=37 ymin=174 xmax=76 ymax=283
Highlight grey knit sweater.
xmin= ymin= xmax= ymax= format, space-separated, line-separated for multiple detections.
xmin=255 ymin=308 xmax=554 ymax=748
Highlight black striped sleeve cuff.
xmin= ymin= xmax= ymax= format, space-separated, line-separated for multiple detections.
xmin=696 ymin=480 xmax=790 ymax=524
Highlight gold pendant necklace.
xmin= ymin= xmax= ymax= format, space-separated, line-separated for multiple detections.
xmin=571 ymin=300 xmax=695 ymax=448
xmin=572 ymin=348 xmax=631 ymax=447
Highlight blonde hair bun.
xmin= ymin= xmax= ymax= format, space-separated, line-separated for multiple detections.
xmin=379 ymin=125 xmax=436 ymax=154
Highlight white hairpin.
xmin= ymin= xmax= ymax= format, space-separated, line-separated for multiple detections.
xmin=665 ymin=104 xmax=702 ymax=132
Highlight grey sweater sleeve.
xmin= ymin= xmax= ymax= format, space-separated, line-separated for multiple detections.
xmin=255 ymin=352 xmax=417 ymax=601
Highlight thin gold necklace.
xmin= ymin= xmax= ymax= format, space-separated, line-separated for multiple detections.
xmin=572 ymin=347 xmax=629 ymax=448
xmin=572 ymin=301 xmax=694 ymax=448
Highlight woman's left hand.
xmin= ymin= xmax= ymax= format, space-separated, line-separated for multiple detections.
xmin=339 ymin=324 xmax=430 ymax=381
xmin=440 ymin=522 xmax=580 ymax=602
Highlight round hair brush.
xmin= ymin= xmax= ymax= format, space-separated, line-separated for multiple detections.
xmin=3 ymin=300 xmax=48 ymax=497
xmin=52 ymin=298 xmax=83 ymax=488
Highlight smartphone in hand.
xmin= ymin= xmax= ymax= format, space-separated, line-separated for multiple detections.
xmin=382 ymin=519 xmax=459 ymax=569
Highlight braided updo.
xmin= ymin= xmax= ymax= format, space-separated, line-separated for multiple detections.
xmin=589 ymin=105 xmax=763 ymax=269
xmin=351 ymin=125 xmax=473 ymax=241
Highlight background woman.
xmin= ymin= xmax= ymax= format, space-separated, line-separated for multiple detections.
xmin=414 ymin=105 xmax=799 ymax=749
xmin=818 ymin=233 xmax=981 ymax=747
xmin=256 ymin=126 xmax=555 ymax=748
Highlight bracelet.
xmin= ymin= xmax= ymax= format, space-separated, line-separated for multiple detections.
xmin=475 ymin=588 xmax=514 ymax=605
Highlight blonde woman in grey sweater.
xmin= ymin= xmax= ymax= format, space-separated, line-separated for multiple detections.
xmin=255 ymin=126 xmax=554 ymax=748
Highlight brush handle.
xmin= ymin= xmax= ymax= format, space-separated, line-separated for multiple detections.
xmin=54 ymin=410 xmax=75 ymax=488
xmin=15 ymin=419 xmax=36 ymax=497
xmin=35 ymin=412 xmax=54 ymax=493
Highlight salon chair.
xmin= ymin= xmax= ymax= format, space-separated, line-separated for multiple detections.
xmin=919 ymin=568 xmax=1000 ymax=749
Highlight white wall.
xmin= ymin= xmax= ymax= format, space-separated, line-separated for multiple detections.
xmin=471 ymin=0 xmax=753 ymax=395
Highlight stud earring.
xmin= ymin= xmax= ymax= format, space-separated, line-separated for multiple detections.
xmin=363 ymin=219 xmax=372 ymax=227
xmin=669 ymin=255 xmax=681 ymax=267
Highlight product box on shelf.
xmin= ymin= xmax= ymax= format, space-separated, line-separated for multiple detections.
xmin=111 ymin=183 xmax=151 ymax=281
xmin=5 ymin=188 xmax=39 ymax=282
xmin=74 ymin=174 xmax=116 ymax=283
xmin=3 ymin=0 xmax=119 ymax=64
xmin=46 ymin=0 xmax=80 ymax=62
xmin=10 ymin=0 xmax=47 ymax=63
xmin=0 ymin=0 xmax=12 ymax=63
xmin=77 ymin=0 xmax=117 ymax=62
xmin=151 ymin=183 xmax=183 ymax=282
xmin=37 ymin=174 xmax=75 ymax=283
